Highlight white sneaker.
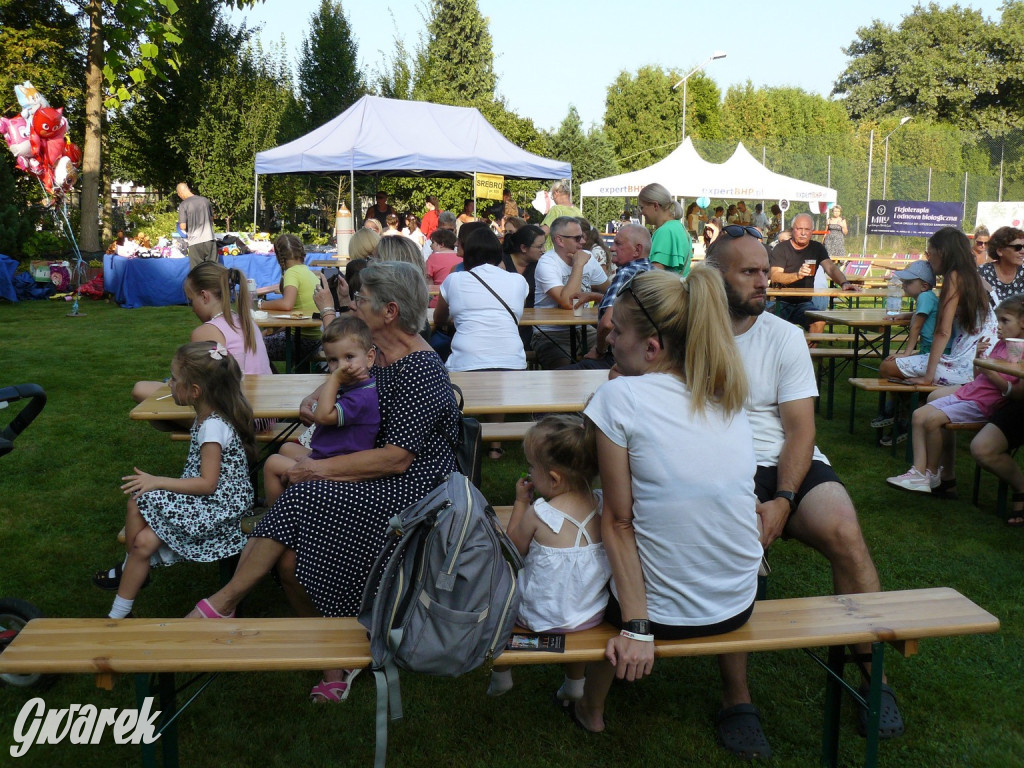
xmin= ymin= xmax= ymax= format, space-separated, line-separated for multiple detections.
xmin=886 ymin=467 xmax=935 ymax=493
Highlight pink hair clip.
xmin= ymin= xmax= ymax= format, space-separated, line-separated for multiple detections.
xmin=209 ymin=343 xmax=228 ymax=360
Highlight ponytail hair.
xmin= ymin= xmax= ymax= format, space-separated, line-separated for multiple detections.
xmin=523 ymin=414 xmax=597 ymax=494
xmin=614 ymin=267 xmax=747 ymax=417
xmin=173 ymin=341 xmax=256 ymax=466
xmin=637 ymin=183 xmax=683 ymax=220
xmin=184 ymin=262 xmax=260 ymax=356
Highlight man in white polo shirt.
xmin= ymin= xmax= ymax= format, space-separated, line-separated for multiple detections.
xmin=532 ymin=216 xmax=609 ymax=369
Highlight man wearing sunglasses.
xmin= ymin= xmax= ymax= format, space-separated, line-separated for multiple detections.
xmin=563 ymin=224 xmax=652 ymax=370
xmin=705 ymin=229 xmax=905 ymax=743
xmin=533 ymin=216 xmax=610 ymax=369
xmin=770 ymin=212 xmax=858 ymax=332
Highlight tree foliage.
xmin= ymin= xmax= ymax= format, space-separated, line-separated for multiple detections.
xmin=172 ymin=42 xmax=292 ymax=230
xmin=108 ymin=0 xmax=252 ymax=191
xmin=297 ymin=0 xmax=364 ymax=129
xmin=603 ymin=66 xmax=721 ymax=172
xmin=832 ymin=2 xmax=1024 ymax=133
xmin=545 ymin=106 xmax=618 ymax=222
xmin=411 ymin=0 xmax=495 ymax=105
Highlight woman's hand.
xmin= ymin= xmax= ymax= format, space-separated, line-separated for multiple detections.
xmin=313 ymin=273 xmax=335 ymax=313
xmin=605 ymin=634 xmax=655 ymax=681
xmin=285 ymin=456 xmax=325 ymax=484
xmin=515 ymin=476 xmax=534 ymax=503
xmin=121 ymin=467 xmax=161 ymax=496
xmin=906 ymin=374 xmax=934 ymax=386
xmin=298 ymin=392 xmax=318 ymax=425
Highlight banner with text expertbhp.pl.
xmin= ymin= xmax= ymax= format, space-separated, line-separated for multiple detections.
xmin=866 ymin=200 xmax=964 ymax=238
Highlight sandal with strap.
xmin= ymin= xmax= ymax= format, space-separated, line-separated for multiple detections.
xmin=310 ymin=668 xmax=362 ymax=703
xmin=715 ymin=703 xmax=772 ymax=760
xmin=91 ymin=561 xmax=150 ymax=592
xmin=1007 ymin=492 xmax=1024 ymax=526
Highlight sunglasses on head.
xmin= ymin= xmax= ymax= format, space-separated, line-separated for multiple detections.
xmin=621 ymin=273 xmax=664 ymax=349
xmin=721 ymin=225 xmax=764 ymax=240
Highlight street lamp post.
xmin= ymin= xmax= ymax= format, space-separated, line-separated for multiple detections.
xmin=879 ymin=116 xmax=912 ymax=250
xmin=672 ymin=51 xmax=727 ymax=142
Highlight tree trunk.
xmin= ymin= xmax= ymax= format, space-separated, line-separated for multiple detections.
xmin=101 ymin=112 xmax=112 ymax=243
xmin=80 ymin=0 xmax=103 ymax=253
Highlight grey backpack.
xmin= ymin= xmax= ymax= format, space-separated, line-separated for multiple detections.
xmin=358 ymin=472 xmax=523 ymax=768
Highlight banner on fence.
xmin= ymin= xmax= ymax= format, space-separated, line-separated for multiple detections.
xmin=866 ymin=200 xmax=964 ymax=237
xmin=976 ymin=202 xmax=1024 ymax=232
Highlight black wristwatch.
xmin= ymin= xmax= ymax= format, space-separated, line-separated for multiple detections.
xmin=773 ymin=490 xmax=797 ymax=514
xmin=623 ymin=619 xmax=651 ymax=635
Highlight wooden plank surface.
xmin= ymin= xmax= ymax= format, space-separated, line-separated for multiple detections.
xmin=0 ymin=589 xmax=996 ymax=675
xmin=131 ymin=370 xmax=609 ymax=421
xmin=805 ymin=309 xmax=909 ymax=327
xmin=974 ymin=357 xmax=1024 ymax=378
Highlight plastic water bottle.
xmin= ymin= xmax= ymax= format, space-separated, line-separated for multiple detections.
xmin=885 ymin=273 xmax=903 ymax=315
xmin=247 ymin=278 xmax=258 ymax=314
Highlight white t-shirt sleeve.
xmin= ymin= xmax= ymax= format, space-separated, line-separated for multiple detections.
xmin=196 ymin=417 xmax=233 ymax=449
xmin=584 ymin=379 xmax=632 ymax=448
xmin=585 ymin=257 xmax=607 ymax=287
xmin=533 ymin=255 xmax=564 ymax=303
xmin=775 ymin=328 xmax=819 ymax=405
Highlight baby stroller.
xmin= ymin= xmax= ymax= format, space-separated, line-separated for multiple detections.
xmin=0 ymin=383 xmax=55 ymax=689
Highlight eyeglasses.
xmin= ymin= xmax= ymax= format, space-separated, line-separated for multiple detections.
xmin=622 ymin=274 xmax=664 ymax=349
xmin=1009 ymin=243 xmax=1024 ymax=252
xmin=721 ymin=225 xmax=764 ymax=240
xmin=556 ymin=233 xmax=586 ymax=243
xmin=353 ymin=292 xmax=370 ymax=306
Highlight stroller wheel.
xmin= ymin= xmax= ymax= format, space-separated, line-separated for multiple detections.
xmin=0 ymin=597 xmax=57 ymax=689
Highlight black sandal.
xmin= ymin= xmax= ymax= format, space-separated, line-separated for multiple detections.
xmin=1007 ymin=492 xmax=1024 ymax=526
xmin=91 ymin=561 xmax=150 ymax=591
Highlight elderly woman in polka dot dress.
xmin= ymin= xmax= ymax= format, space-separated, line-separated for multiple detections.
xmin=188 ymin=261 xmax=460 ymax=703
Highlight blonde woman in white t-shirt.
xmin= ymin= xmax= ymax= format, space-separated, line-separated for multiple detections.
xmin=579 ymin=268 xmax=766 ymax=758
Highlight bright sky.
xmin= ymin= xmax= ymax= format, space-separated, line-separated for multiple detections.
xmin=231 ymin=0 xmax=1008 ymax=133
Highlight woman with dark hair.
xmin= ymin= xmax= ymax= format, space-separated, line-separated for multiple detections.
xmin=503 ymin=224 xmax=546 ymax=351
xmin=188 ymin=262 xmax=459 ymax=703
xmin=979 ymin=226 xmax=1024 ymax=302
xmin=881 ymin=227 xmax=995 ymax=388
xmin=435 ymin=228 xmax=529 ymax=459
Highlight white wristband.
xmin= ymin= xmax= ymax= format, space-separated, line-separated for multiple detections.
xmin=620 ymin=629 xmax=655 ymax=642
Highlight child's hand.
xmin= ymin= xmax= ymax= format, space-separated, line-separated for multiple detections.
xmin=515 ymin=476 xmax=534 ymax=503
xmin=976 ymin=338 xmax=992 ymax=357
xmin=121 ymin=467 xmax=160 ymax=496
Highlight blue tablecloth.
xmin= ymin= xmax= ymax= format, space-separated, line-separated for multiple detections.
xmin=104 ymin=254 xmax=285 ymax=309
xmin=0 ymin=254 xmax=18 ymax=302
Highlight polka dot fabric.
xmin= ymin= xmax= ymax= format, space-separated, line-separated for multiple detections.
xmin=254 ymin=351 xmax=459 ymax=617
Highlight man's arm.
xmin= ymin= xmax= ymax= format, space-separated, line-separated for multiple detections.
xmin=546 ymin=252 xmax=590 ymax=309
xmin=822 ymin=258 xmax=858 ymax=291
xmin=769 ymin=265 xmax=807 ymax=286
xmin=758 ymin=396 xmax=816 ymax=548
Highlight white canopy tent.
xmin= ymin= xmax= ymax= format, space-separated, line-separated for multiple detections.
xmin=253 ymin=96 xmax=571 ymax=228
xmin=579 ymin=139 xmax=836 ymax=212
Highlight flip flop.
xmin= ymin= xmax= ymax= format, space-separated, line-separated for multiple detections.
xmin=715 ymin=703 xmax=772 ymax=760
xmin=192 ymin=598 xmax=234 ymax=619
xmin=857 ymin=682 xmax=905 ymax=739
xmin=310 ymin=668 xmax=362 ymax=703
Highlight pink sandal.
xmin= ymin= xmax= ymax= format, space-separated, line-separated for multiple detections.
xmin=192 ymin=598 xmax=235 ymax=619
xmin=309 ymin=669 xmax=362 ymax=703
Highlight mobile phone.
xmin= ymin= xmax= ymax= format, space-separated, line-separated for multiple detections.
xmin=321 ymin=266 xmax=344 ymax=310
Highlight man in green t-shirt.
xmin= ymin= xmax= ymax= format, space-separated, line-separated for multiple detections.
xmin=540 ymin=179 xmax=582 ymax=249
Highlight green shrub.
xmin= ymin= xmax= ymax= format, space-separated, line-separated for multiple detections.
xmin=21 ymin=230 xmax=68 ymax=260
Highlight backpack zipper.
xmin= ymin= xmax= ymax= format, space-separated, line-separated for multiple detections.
xmin=442 ymin=478 xmax=473 ymax=583
xmin=487 ymin=559 xmax=518 ymax=659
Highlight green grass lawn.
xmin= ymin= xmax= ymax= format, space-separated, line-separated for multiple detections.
xmin=0 ymin=297 xmax=1022 ymax=767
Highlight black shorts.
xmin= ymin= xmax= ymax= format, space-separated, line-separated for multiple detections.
xmin=605 ymin=594 xmax=754 ymax=641
xmin=753 ymin=460 xmax=844 ymax=509
xmin=988 ymin=400 xmax=1024 ymax=451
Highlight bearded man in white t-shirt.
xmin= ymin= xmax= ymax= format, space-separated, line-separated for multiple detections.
xmin=532 ymin=216 xmax=610 ymax=369
xmin=704 ymin=230 xmax=905 ymax=742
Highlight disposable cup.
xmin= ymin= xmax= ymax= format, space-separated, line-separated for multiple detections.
xmin=1006 ymin=338 xmax=1024 ymax=364
xmin=572 ymin=297 xmax=582 ymax=317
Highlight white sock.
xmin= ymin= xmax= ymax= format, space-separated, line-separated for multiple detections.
xmin=487 ymin=668 xmax=513 ymax=697
xmin=108 ymin=595 xmax=134 ymax=619
xmin=556 ymin=675 xmax=585 ymax=702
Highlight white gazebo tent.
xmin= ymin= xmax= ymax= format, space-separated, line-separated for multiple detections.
xmin=579 ymin=139 xmax=836 ymax=219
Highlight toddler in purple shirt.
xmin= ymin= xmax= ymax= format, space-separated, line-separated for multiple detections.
xmin=263 ymin=316 xmax=380 ymax=505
